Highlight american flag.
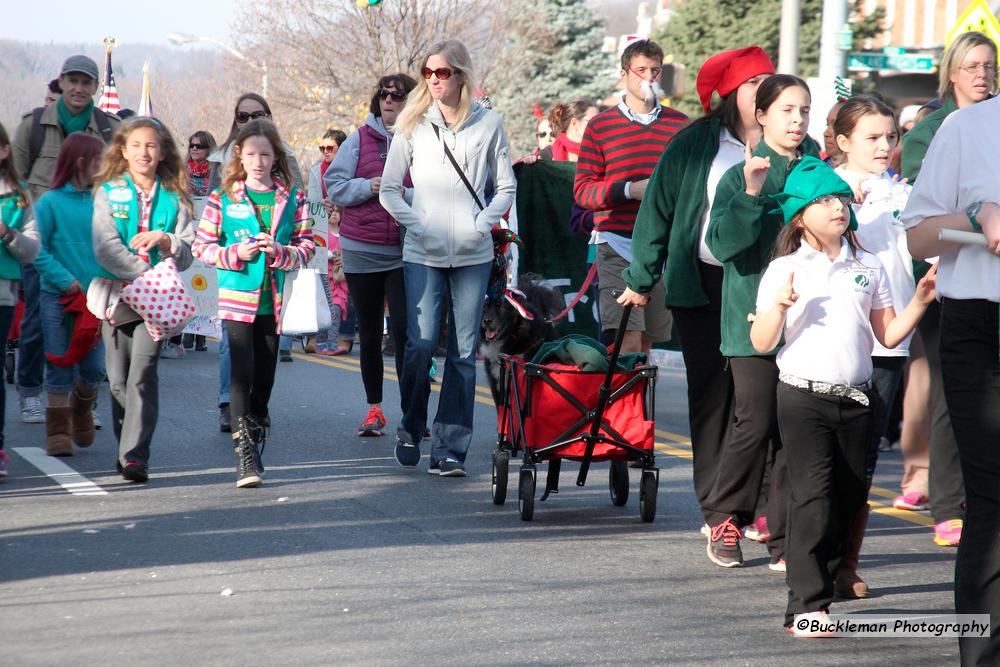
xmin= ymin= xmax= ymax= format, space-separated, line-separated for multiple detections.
xmin=97 ymin=48 xmax=121 ymax=113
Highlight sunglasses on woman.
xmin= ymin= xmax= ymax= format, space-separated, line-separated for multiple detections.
xmin=379 ymin=88 xmax=407 ymax=101
xmin=235 ymin=110 xmax=268 ymax=123
xmin=536 ymin=131 xmax=551 ymax=139
xmin=420 ymin=67 xmax=453 ymax=80
xmin=319 ymin=145 xmax=337 ymax=153
xmin=189 ymin=142 xmax=208 ymax=150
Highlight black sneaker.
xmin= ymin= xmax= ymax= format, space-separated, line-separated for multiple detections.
xmin=427 ymin=458 xmax=442 ymax=475
xmin=394 ymin=436 xmax=420 ymax=467
xmin=439 ymin=458 xmax=466 ymax=477
xmin=707 ymin=517 xmax=743 ymax=568
xmin=219 ymin=404 xmax=232 ymax=433
xmin=121 ymin=461 xmax=149 ymax=483
xmin=279 ymin=349 xmax=293 ymax=363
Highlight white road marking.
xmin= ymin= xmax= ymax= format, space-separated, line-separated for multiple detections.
xmin=11 ymin=448 xmax=108 ymax=496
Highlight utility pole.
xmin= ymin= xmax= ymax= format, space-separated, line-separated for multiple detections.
xmin=818 ymin=0 xmax=850 ymax=81
xmin=778 ymin=0 xmax=800 ymax=75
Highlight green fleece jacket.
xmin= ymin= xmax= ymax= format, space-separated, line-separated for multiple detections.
xmin=900 ymin=96 xmax=957 ymax=183
xmin=705 ymin=136 xmax=820 ymax=358
xmin=34 ymin=183 xmax=100 ymax=294
xmin=623 ymin=117 xmax=723 ymax=306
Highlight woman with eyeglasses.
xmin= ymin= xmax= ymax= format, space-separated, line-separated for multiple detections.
xmin=379 ymin=41 xmax=515 ymax=476
xmin=208 ymin=93 xmax=303 ymax=432
xmin=898 ymin=31 xmax=997 ymax=552
xmin=326 ymin=73 xmax=416 ymax=437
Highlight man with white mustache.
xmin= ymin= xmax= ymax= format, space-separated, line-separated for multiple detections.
xmin=574 ymin=38 xmax=687 ymax=355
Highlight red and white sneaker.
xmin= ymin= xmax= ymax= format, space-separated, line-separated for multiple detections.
xmin=893 ymin=492 xmax=929 ymax=511
xmin=744 ymin=515 xmax=771 ymax=543
xmin=789 ymin=611 xmax=837 ymax=638
xmin=357 ymin=406 xmax=387 ymax=437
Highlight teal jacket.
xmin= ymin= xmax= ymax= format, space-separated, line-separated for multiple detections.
xmin=624 ymin=117 xmax=724 ymax=307
xmin=705 ymin=136 xmax=820 ymax=358
xmin=900 ymin=96 xmax=957 ymax=183
xmin=34 ymin=183 xmax=100 ymax=294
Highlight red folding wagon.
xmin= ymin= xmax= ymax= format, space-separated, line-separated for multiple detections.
xmin=491 ymin=306 xmax=659 ymax=522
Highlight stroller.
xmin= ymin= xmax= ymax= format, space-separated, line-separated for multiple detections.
xmin=491 ymin=304 xmax=659 ymax=522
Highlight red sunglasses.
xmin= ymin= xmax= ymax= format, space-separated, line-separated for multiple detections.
xmin=421 ymin=67 xmax=453 ymax=80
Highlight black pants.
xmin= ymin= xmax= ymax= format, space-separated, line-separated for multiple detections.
xmin=671 ymin=262 xmax=733 ymax=510
xmin=345 ymin=269 xmax=407 ymax=406
xmin=939 ymin=298 xmax=1000 ymax=666
xmin=865 ymin=356 xmax=906 ymax=485
xmin=702 ymin=355 xmax=787 ymax=561
xmin=778 ymin=383 xmax=870 ymax=626
xmin=919 ymin=301 xmax=965 ymax=523
xmin=227 ymin=317 xmax=279 ymax=427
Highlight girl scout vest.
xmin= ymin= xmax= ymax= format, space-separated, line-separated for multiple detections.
xmin=96 ymin=174 xmax=180 ymax=280
xmin=216 ymin=186 xmax=297 ymax=296
xmin=0 ymin=185 xmax=29 ymax=280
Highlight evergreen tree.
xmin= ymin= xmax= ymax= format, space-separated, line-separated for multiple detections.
xmin=485 ymin=0 xmax=610 ymax=156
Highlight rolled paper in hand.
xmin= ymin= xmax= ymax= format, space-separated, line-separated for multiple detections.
xmin=938 ymin=229 xmax=988 ymax=246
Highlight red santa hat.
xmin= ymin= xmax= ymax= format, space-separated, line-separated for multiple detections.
xmin=696 ymin=46 xmax=775 ymax=112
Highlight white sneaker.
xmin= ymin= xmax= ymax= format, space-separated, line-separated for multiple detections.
xmin=19 ymin=395 xmax=44 ymax=424
xmin=92 ymin=406 xmax=102 ymax=430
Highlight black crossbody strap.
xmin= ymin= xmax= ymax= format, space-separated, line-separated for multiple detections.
xmin=433 ymin=124 xmax=484 ymax=211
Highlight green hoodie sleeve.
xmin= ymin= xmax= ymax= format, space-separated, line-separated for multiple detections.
xmin=32 ymin=195 xmax=76 ymax=292
xmin=705 ymin=163 xmax=764 ymax=263
xmin=623 ymin=142 xmax=683 ymax=293
xmin=900 ymin=126 xmax=929 ymax=183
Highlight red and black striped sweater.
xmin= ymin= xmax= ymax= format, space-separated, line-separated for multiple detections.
xmin=573 ymin=105 xmax=688 ymax=238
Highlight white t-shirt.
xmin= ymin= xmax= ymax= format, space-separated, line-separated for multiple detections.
xmin=697 ymin=128 xmax=745 ymax=266
xmin=756 ymin=239 xmax=894 ymax=386
xmin=901 ymin=95 xmax=1000 ymax=302
xmin=837 ymin=167 xmax=915 ymax=356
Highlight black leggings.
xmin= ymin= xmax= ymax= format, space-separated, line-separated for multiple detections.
xmin=345 ymin=269 xmax=407 ymax=406
xmin=227 ymin=316 xmax=279 ymax=426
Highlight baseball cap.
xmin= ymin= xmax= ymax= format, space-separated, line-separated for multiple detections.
xmin=60 ymin=55 xmax=99 ymax=80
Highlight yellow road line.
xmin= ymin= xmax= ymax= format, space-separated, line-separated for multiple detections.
xmin=294 ymin=351 xmax=932 ymax=530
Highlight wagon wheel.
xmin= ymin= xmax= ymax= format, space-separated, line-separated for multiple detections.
xmin=492 ymin=449 xmax=509 ymax=506
xmin=639 ymin=469 xmax=658 ymax=523
xmin=518 ymin=467 xmax=536 ymax=521
xmin=609 ymin=460 xmax=629 ymax=506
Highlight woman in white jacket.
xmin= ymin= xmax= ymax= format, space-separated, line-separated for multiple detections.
xmin=379 ymin=39 xmax=515 ymax=477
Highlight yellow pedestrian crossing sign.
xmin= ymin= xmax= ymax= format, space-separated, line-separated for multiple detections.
xmin=946 ymin=0 xmax=1000 ymax=48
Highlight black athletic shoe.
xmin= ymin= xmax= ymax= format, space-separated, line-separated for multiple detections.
xmin=394 ymin=436 xmax=420 ymax=468
xmin=121 ymin=461 xmax=149 ymax=483
xmin=279 ymin=349 xmax=293 ymax=363
xmin=219 ymin=404 xmax=232 ymax=433
xmin=234 ymin=417 xmax=262 ymax=488
xmin=707 ymin=517 xmax=744 ymax=568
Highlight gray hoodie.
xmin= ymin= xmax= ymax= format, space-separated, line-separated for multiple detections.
xmin=379 ymin=102 xmax=515 ymax=268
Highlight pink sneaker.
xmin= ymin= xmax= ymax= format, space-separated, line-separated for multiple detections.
xmin=933 ymin=519 xmax=963 ymax=547
xmin=893 ymin=492 xmax=929 ymax=511
xmin=0 ymin=449 xmax=9 ymax=478
xmin=744 ymin=515 xmax=770 ymax=543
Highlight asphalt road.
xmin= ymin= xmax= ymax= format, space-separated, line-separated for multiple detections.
xmin=0 ymin=343 xmax=959 ymax=666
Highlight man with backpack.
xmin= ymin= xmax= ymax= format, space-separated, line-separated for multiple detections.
xmin=11 ymin=55 xmax=119 ymax=424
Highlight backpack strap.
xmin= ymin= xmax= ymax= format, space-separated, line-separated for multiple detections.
xmin=92 ymin=108 xmax=114 ymax=143
xmin=28 ymin=107 xmax=45 ymax=172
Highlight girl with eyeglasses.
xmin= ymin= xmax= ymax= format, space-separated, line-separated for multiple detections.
xmin=379 ymin=41 xmax=515 ymax=476
xmin=89 ymin=117 xmax=196 ymax=484
xmin=326 ymin=73 xmax=416 ymax=437
xmin=208 ymin=93 xmax=304 ymax=432
xmin=750 ymin=157 xmax=936 ymax=636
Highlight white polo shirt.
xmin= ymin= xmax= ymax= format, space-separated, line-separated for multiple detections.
xmin=901 ymin=95 xmax=1000 ymax=302
xmin=756 ymin=239 xmax=893 ymax=386
xmin=837 ymin=167 xmax=916 ymax=356
xmin=697 ymin=128 xmax=746 ymax=266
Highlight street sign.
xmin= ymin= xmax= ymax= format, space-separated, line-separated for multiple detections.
xmin=847 ymin=52 xmax=936 ymax=72
xmin=945 ymin=0 xmax=1000 ymax=48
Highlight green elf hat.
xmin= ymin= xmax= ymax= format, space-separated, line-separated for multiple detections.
xmin=770 ymin=155 xmax=858 ymax=230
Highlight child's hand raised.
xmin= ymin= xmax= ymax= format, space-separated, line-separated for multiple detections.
xmin=775 ymin=272 xmax=799 ymax=311
xmin=743 ymin=141 xmax=771 ymax=197
xmin=914 ymin=263 xmax=938 ymax=304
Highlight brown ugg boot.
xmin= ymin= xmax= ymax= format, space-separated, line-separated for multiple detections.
xmin=834 ymin=503 xmax=871 ymax=599
xmin=45 ymin=406 xmax=74 ymax=457
xmin=69 ymin=382 xmax=98 ymax=448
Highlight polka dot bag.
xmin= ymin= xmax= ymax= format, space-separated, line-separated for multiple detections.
xmin=118 ymin=257 xmax=197 ymax=341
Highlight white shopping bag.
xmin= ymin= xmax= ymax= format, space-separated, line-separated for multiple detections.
xmin=279 ymin=268 xmax=332 ymax=335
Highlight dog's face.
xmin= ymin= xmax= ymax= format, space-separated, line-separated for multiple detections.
xmin=481 ymin=297 xmax=533 ymax=349
xmin=480 ymin=276 xmax=564 ymax=356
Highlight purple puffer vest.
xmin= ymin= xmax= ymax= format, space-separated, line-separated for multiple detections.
xmin=339 ymin=125 xmax=412 ymax=246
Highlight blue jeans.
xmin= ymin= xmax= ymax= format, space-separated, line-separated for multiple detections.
xmin=218 ymin=321 xmax=230 ymax=406
xmin=279 ymin=334 xmax=293 ymax=351
xmin=398 ymin=261 xmax=490 ymax=464
xmin=40 ymin=291 xmax=105 ymax=393
xmin=17 ymin=263 xmax=44 ymax=398
xmin=0 ymin=305 xmax=15 ymax=448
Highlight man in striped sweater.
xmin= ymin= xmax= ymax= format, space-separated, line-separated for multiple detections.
xmin=574 ymin=38 xmax=687 ymax=354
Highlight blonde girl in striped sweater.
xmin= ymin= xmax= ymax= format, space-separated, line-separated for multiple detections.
xmin=193 ymin=119 xmax=314 ymax=488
